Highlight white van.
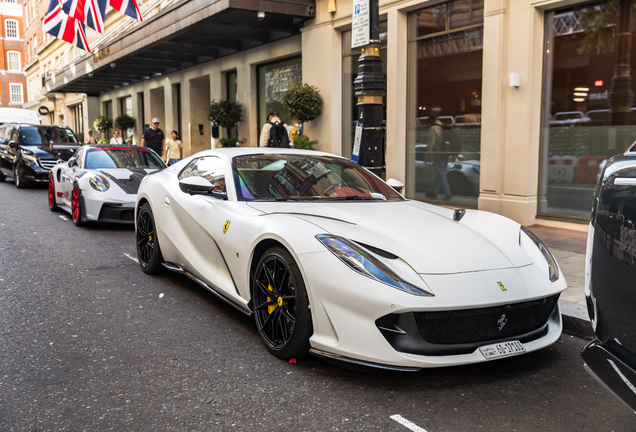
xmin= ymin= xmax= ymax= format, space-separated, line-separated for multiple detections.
xmin=0 ymin=108 xmax=40 ymax=125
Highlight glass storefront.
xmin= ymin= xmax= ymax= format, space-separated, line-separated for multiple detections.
xmin=258 ymin=57 xmax=302 ymax=131
xmin=406 ymin=0 xmax=483 ymax=205
xmin=342 ymin=24 xmax=387 ymax=159
xmin=540 ymin=1 xmax=636 ymax=219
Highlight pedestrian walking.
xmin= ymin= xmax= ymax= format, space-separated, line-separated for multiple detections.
xmin=140 ymin=118 xmax=165 ymax=157
xmin=163 ymin=131 xmax=183 ymax=165
xmin=86 ymin=129 xmax=97 ymax=144
xmin=259 ymin=109 xmax=293 ymax=148
xmin=426 ymin=108 xmax=452 ymax=201
xmin=110 ymin=130 xmax=123 ymax=145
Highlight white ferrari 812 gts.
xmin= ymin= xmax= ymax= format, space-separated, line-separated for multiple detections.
xmin=135 ymin=148 xmax=566 ymax=371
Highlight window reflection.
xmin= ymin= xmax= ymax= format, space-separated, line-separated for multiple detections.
xmin=539 ymin=1 xmax=636 ymax=219
xmin=406 ymin=2 xmax=483 ymax=205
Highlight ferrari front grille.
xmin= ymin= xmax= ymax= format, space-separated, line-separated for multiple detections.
xmin=413 ymin=294 xmax=560 ymax=345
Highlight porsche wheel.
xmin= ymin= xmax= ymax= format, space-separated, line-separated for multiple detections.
xmin=136 ymin=202 xmax=164 ymax=274
xmin=252 ymin=247 xmax=312 ymax=359
xmin=48 ymin=177 xmax=59 ymax=211
xmin=71 ymin=184 xmax=84 ymax=226
xmin=14 ymin=165 xmax=24 ymax=189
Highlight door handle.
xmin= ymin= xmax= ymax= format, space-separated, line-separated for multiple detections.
xmin=164 ymin=196 xmax=171 ymax=206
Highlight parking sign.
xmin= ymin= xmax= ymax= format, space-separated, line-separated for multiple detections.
xmin=351 ymin=0 xmax=370 ymax=49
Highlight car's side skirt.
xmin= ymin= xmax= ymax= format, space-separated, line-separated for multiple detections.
xmin=161 ymin=262 xmax=252 ymax=317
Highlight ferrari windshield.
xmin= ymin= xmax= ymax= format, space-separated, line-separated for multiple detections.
xmin=85 ymin=147 xmax=165 ymax=170
xmin=21 ymin=126 xmax=78 ymax=145
xmin=233 ymin=154 xmax=403 ymax=201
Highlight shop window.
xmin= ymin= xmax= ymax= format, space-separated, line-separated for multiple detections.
xmin=7 ymin=51 xmax=20 ymax=71
xmin=10 ymin=83 xmax=23 ymax=103
xmin=258 ymin=57 xmax=301 ymax=133
xmin=342 ymin=22 xmax=387 ymax=159
xmin=406 ymin=0 xmax=483 ymax=205
xmin=5 ymin=19 xmax=18 ymax=39
xmin=540 ymin=1 xmax=636 ymax=219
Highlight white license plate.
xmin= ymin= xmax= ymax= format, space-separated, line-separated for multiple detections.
xmin=479 ymin=340 xmax=526 ymax=359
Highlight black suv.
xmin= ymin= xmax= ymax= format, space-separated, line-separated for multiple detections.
xmin=0 ymin=124 xmax=80 ymax=188
xmin=581 ymin=148 xmax=636 ymax=412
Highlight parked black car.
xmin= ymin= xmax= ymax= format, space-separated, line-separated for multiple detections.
xmin=0 ymin=124 xmax=80 ymax=188
xmin=581 ymin=148 xmax=636 ymax=413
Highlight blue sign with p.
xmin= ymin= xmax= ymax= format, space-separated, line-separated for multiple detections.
xmin=354 ymin=4 xmax=360 ymax=14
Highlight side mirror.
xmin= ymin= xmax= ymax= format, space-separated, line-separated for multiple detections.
xmin=8 ymin=140 xmax=16 ymax=149
xmin=68 ymin=158 xmax=76 ymax=168
xmin=179 ymin=176 xmax=227 ymax=199
xmin=386 ymin=178 xmax=404 ymax=194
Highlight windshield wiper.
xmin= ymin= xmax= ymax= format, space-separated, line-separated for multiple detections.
xmin=326 ymin=196 xmax=383 ymax=201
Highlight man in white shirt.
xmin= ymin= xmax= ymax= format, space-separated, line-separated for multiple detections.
xmin=110 ymin=130 xmax=123 ymax=145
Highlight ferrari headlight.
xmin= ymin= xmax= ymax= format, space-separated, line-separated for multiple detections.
xmin=21 ymin=149 xmax=39 ymax=167
xmin=89 ymin=175 xmax=110 ymax=192
xmin=520 ymin=227 xmax=559 ymax=282
xmin=316 ymin=235 xmax=433 ymax=296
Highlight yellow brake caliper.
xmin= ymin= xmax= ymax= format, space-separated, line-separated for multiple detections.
xmin=267 ymin=270 xmax=276 ymax=314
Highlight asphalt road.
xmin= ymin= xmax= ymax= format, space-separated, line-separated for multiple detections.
xmin=0 ymin=179 xmax=634 ymax=432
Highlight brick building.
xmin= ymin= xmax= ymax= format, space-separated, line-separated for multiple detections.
xmin=0 ymin=0 xmax=25 ymax=107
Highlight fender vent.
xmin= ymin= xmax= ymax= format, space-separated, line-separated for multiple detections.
xmin=354 ymin=241 xmax=399 ymax=260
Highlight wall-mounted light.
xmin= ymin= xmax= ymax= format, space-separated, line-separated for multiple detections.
xmin=110 ymin=63 xmax=116 ymax=69
xmin=573 ymin=98 xmax=585 ymax=102
xmin=574 ymin=87 xmax=589 ymax=92
xmin=509 ymin=73 xmax=520 ymax=88
xmin=256 ymin=11 xmax=265 ymax=20
xmin=573 ymin=92 xmax=588 ymax=97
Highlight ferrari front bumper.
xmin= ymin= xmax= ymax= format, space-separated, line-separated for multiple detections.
xmin=298 ymin=250 xmax=566 ymax=369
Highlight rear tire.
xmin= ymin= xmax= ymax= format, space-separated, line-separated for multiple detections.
xmin=48 ymin=177 xmax=59 ymax=211
xmin=252 ymin=247 xmax=312 ymax=359
xmin=136 ymin=202 xmax=164 ymax=274
xmin=71 ymin=184 xmax=85 ymax=226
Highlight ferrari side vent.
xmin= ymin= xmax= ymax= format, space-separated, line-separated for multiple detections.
xmin=354 ymin=241 xmax=399 ymax=260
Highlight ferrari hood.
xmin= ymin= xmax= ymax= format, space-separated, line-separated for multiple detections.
xmin=247 ymin=200 xmax=533 ymax=274
xmin=94 ymin=168 xmax=155 ymax=194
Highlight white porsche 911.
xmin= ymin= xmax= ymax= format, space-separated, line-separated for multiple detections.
xmin=48 ymin=144 xmax=165 ymax=226
xmin=135 ymin=148 xmax=566 ymax=371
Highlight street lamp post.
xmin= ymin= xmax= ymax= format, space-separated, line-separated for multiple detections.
xmin=353 ymin=0 xmax=385 ymax=177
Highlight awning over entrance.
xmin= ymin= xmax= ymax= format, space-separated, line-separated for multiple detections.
xmin=46 ymin=0 xmax=315 ymax=96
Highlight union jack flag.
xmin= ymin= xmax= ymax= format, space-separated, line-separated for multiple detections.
xmin=109 ymin=0 xmax=144 ymax=23
xmin=61 ymin=0 xmax=108 ymax=34
xmin=44 ymin=0 xmax=90 ymax=52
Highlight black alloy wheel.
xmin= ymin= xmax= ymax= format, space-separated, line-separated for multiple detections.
xmin=0 ymin=169 xmax=6 ymax=182
xmin=14 ymin=164 xmax=24 ymax=189
xmin=252 ymin=247 xmax=312 ymax=359
xmin=136 ymin=202 xmax=164 ymax=274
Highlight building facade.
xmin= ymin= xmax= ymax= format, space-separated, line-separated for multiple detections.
xmin=0 ymin=0 xmax=25 ymax=107
xmin=35 ymin=0 xmax=636 ymax=226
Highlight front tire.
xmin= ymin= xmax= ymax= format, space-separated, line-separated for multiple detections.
xmin=71 ymin=184 xmax=84 ymax=226
xmin=252 ymin=247 xmax=312 ymax=359
xmin=136 ymin=202 xmax=164 ymax=274
xmin=14 ymin=164 xmax=24 ymax=189
xmin=48 ymin=177 xmax=59 ymax=211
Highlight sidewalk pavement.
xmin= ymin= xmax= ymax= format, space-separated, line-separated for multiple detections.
xmin=527 ymin=224 xmax=595 ymax=340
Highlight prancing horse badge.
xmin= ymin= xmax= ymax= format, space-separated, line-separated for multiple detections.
xmin=498 ymin=282 xmax=507 ymax=291
xmin=223 ymin=220 xmax=231 ymax=234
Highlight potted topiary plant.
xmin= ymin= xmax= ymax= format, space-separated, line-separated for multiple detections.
xmin=283 ymin=83 xmax=323 ymax=136
xmin=207 ymin=99 xmax=244 ymax=141
xmin=93 ymin=116 xmax=113 ymax=139
xmin=115 ymin=114 xmax=136 ymax=137
xmin=292 ymin=135 xmax=318 ymax=150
